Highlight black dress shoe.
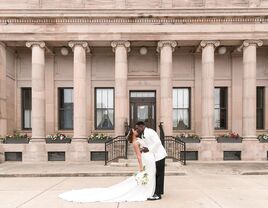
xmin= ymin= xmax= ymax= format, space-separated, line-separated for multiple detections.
xmin=147 ymin=194 xmax=162 ymax=200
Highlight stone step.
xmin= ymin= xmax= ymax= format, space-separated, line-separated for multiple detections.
xmin=111 ymin=159 xmax=182 ymax=168
xmin=119 ymin=158 xmax=174 ymax=163
xmin=110 ymin=162 xmax=182 ymax=167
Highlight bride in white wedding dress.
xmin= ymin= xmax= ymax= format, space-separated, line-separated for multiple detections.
xmin=59 ymin=129 xmax=156 ymax=203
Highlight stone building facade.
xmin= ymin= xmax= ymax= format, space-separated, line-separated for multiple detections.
xmin=1 ymin=0 xmax=268 ymax=162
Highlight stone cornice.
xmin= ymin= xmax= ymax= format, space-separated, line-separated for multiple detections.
xmin=1 ymin=16 xmax=268 ymax=25
xmin=68 ymin=41 xmax=90 ymax=53
xmin=1 ymin=8 xmax=268 ymax=17
xmin=111 ymin=41 xmax=131 ymax=53
xmin=25 ymin=41 xmax=46 ymax=48
xmin=157 ymin=41 xmax=177 ymax=52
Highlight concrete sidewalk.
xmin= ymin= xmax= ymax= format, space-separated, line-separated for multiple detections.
xmin=0 ymin=161 xmax=268 ymax=177
xmin=0 ymin=162 xmax=268 ymax=208
xmin=0 ymin=161 xmax=185 ymax=177
xmin=1 ymin=174 xmax=268 ymax=208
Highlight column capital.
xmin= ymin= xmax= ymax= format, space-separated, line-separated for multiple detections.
xmin=68 ymin=41 xmax=90 ymax=53
xmin=111 ymin=41 xmax=131 ymax=52
xmin=200 ymin=40 xmax=220 ymax=49
xmin=243 ymin=40 xmax=263 ymax=48
xmin=157 ymin=40 xmax=177 ymax=53
xmin=26 ymin=41 xmax=46 ymax=49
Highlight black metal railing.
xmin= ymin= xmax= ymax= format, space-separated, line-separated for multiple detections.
xmin=164 ymin=136 xmax=186 ymax=165
xmin=159 ymin=122 xmax=186 ymax=165
xmin=105 ymin=135 xmax=128 ymax=165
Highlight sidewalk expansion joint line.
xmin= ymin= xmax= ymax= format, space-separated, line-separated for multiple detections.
xmin=188 ymin=177 xmax=224 ymax=208
xmin=16 ymin=177 xmax=68 ymax=208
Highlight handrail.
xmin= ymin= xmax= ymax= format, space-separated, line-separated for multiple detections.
xmin=164 ymin=136 xmax=186 ymax=165
xmin=105 ymin=135 xmax=128 ymax=165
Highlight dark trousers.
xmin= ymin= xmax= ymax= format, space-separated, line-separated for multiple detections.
xmin=154 ymin=158 xmax=165 ymax=195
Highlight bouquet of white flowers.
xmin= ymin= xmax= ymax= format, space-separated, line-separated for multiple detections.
xmin=134 ymin=171 xmax=149 ymax=185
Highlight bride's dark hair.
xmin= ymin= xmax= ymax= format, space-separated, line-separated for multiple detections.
xmin=126 ymin=129 xmax=134 ymax=143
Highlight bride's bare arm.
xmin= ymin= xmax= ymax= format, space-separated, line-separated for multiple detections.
xmin=133 ymin=142 xmax=143 ymax=172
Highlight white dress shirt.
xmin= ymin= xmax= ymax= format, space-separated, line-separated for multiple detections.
xmin=142 ymin=127 xmax=167 ymax=161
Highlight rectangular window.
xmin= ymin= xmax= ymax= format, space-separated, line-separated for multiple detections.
xmin=223 ymin=151 xmax=241 ymax=161
xmin=5 ymin=152 xmax=22 ymax=161
xmin=257 ymin=87 xmax=265 ymax=129
xmin=90 ymin=151 xmax=108 ymax=161
xmin=214 ymin=87 xmax=228 ymax=129
xmin=173 ymin=88 xmax=191 ymax=130
xmin=21 ymin=88 xmax=32 ymax=130
xmin=48 ymin=152 xmax=65 ymax=161
xmin=59 ymin=88 xmax=73 ymax=130
xmin=95 ymin=88 xmax=114 ymax=130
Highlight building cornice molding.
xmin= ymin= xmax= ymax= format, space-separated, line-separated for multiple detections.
xmin=1 ymin=16 xmax=268 ymax=25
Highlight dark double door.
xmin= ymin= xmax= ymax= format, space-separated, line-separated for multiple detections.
xmin=129 ymin=91 xmax=156 ymax=130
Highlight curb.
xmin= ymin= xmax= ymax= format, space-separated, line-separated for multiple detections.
xmin=241 ymin=171 xmax=268 ymax=175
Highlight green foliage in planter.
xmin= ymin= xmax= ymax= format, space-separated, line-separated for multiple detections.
xmin=46 ymin=133 xmax=72 ymax=142
xmin=257 ymin=134 xmax=268 ymax=142
xmin=88 ymin=133 xmax=112 ymax=142
xmin=1 ymin=130 xmax=30 ymax=143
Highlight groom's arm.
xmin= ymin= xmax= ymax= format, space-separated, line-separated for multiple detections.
xmin=147 ymin=129 xmax=162 ymax=153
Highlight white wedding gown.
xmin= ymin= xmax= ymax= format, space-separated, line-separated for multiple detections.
xmin=59 ymin=138 xmax=156 ymax=203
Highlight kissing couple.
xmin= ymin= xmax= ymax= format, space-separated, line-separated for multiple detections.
xmin=59 ymin=121 xmax=167 ymax=203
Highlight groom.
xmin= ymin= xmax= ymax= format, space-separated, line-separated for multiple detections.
xmin=135 ymin=121 xmax=167 ymax=200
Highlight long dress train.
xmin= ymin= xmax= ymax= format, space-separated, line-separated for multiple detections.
xmin=59 ymin=139 xmax=156 ymax=203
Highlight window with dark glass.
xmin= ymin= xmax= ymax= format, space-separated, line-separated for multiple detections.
xmin=257 ymin=87 xmax=265 ymax=129
xmin=95 ymin=88 xmax=114 ymax=130
xmin=214 ymin=87 xmax=227 ymax=129
xmin=21 ymin=88 xmax=32 ymax=129
xmin=59 ymin=88 xmax=73 ymax=130
xmin=173 ymin=88 xmax=191 ymax=130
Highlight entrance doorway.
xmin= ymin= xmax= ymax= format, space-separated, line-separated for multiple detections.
xmin=129 ymin=91 xmax=156 ymax=130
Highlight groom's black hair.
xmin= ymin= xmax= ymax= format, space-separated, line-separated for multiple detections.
xmin=135 ymin=121 xmax=145 ymax=126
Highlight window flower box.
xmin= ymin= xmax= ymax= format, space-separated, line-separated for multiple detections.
xmin=217 ymin=132 xmax=242 ymax=143
xmin=88 ymin=133 xmax=112 ymax=143
xmin=257 ymin=134 xmax=268 ymax=143
xmin=1 ymin=131 xmax=30 ymax=144
xmin=176 ymin=133 xmax=201 ymax=143
xmin=46 ymin=133 xmax=72 ymax=144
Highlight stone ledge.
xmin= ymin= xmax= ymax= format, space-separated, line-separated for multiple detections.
xmin=0 ymin=171 xmax=186 ymax=177
xmin=1 ymin=8 xmax=268 ymax=17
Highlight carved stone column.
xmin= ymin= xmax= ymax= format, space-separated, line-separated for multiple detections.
xmin=157 ymin=40 xmax=177 ymax=136
xmin=68 ymin=41 xmax=90 ymax=162
xmin=26 ymin=41 xmax=46 ymax=141
xmin=241 ymin=40 xmax=263 ymax=160
xmin=242 ymin=40 xmax=263 ymax=139
xmin=111 ymin=41 xmax=130 ymax=136
xmin=24 ymin=41 xmax=46 ymax=162
xmin=68 ymin=41 xmax=90 ymax=140
xmin=200 ymin=40 xmax=220 ymax=139
xmin=199 ymin=40 xmax=220 ymax=161
xmin=0 ymin=42 xmax=7 ymax=138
